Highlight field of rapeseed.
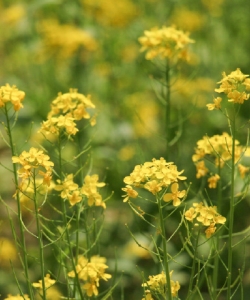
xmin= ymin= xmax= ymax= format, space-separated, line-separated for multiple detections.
xmin=1 ymin=0 xmax=250 ymax=299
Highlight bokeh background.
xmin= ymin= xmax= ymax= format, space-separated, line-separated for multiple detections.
xmin=1 ymin=0 xmax=250 ymax=299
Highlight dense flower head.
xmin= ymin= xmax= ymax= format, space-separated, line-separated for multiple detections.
xmin=192 ymin=133 xmax=250 ymax=181
xmin=142 ymin=271 xmax=180 ymax=298
xmin=122 ymin=158 xmax=186 ymax=206
xmin=0 ymin=84 xmax=25 ymax=111
xmin=55 ymin=174 xmax=106 ymax=208
xmin=138 ymin=25 xmax=194 ymax=61
xmin=12 ymin=147 xmax=54 ymax=186
xmin=184 ymin=202 xmax=226 ymax=238
xmin=68 ymin=255 xmax=111 ymax=297
xmin=32 ymin=273 xmax=56 ymax=289
xmin=37 ymin=19 xmax=97 ymax=61
xmin=207 ymin=68 xmax=250 ymax=109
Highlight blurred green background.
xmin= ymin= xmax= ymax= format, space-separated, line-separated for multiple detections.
xmin=1 ymin=0 xmax=250 ymax=299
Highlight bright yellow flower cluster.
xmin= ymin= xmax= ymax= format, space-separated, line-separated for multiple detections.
xmin=39 ymin=89 xmax=96 ymax=137
xmin=185 ymin=202 xmax=226 ymax=238
xmin=4 ymin=295 xmax=30 ymax=300
xmin=82 ymin=0 xmax=137 ymax=27
xmin=32 ymin=273 xmax=56 ymax=289
xmin=37 ymin=19 xmax=97 ymax=61
xmin=142 ymin=271 xmax=180 ymax=299
xmin=207 ymin=68 xmax=250 ymax=109
xmin=12 ymin=147 xmax=54 ymax=187
xmin=0 ymin=84 xmax=25 ymax=111
xmin=68 ymin=255 xmax=112 ymax=297
xmin=192 ymin=132 xmax=250 ymax=184
xmin=138 ymin=25 xmax=194 ymax=61
xmin=55 ymin=174 xmax=106 ymax=208
xmin=122 ymin=158 xmax=186 ymax=206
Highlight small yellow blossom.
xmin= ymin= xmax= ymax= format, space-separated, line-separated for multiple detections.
xmin=0 ymin=238 xmax=17 ymax=268
xmin=68 ymin=255 xmax=111 ymax=297
xmin=122 ymin=185 xmax=138 ymax=202
xmin=163 ymin=182 xmax=186 ymax=206
xmin=32 ymin=273 xmax=56 ymax=289
xmin=207 ymin=174 xmax=220 ymax=188
xmin=185 ymin=202 xmax=226 ymax=238
xmin=0 ymin=84 xmax=25 ymax=111
xmin=238 ymin=164 xmax=250 ymax=179
xmin=195 ymin=161 xmax=209 ymax=178
xmin=206 ymin=97 xmax=222 ymax=110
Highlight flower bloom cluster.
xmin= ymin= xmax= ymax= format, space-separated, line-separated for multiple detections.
xmin=55 ymin=174 xmax=106 ymax=208
xmin=142 ymin=271 xmax=180 ymax=299
xmin=184 ymin=202 xmax=226 ymax=238
xmin=0 ymin=84 xmax=25 ymax=111
xmin=39 ymin=89 xmax=96 ymax=137
xmin=207 ymin=68 xmax=250 ymax=109
xmin=122 ymin=158 xmax=186 ymax=206
xmin=32 ymin=273 xmax=56 ymax=289
xmin=68 ymin=255 xmax=112 ymax=297
xmin=4 ymin=295 xmax=30 ymax=300
xmin=37 ymin=19 xmax=97 ymax=61
xmin=12 ymin=147 xmax=54 ymax=187
xmin=192 ymin=132 xmax=250 ymax=185
xmin=138 ymin=25 xmax=194 ymax=61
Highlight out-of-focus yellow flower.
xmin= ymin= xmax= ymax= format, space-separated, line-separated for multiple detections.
xmin=118 ymin=145 xmax=135 ymax=161
xmin=4 ymin=295 xmax=30 ymax=300
xmin=142 ymin=290 xmax=154 ymax=300
xmin=138 ymin=25 xmax=194 ymax=62
xmin=202 ymin=0 xmax=225 ymax=16
xmin=206 ymin=97 xmax=222 ymax=110
xmin=185 ymin=202 xmax=226 ymax=238
xmin=238 ymin=164 xmax=250 ymax=179
xmin=142 ymin=271 xmax=180 ymax=297
xmin=207 ymin=174 xmax=220 ymax=188
xmin=0 ymin=84 xmax=25 ymax=111
xmin=37 ymin=19 xmax=97 ymax=61
xmin=0 ymin=238 xmax=17 ymax=268
xmin=82 ymin=0 xmax=137 ymax=27
xmin=32 ymin=274 xmax=56 ymax=289
xmin=68 ymin=255 xmax=111 ymax=297
xmin=1 ymin=4 xmax=25 ymax=26
xmin=170 ymin=7 xmax=205 ymax=32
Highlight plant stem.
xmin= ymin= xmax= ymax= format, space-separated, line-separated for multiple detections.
xmin=4 ymin=106 xmax=34 ymax=299
xmin=165 ymin=59 xmax=171 ymax=161
xmin=157 ymin=195 xmax=172 ymax=300
xmin=227 ymin=110 xmax=236 ymax=300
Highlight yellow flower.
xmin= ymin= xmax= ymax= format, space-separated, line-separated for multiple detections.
xmin=32 ymin=274 xmax=56 ymax=289
xmin=163 ymin=183 xmax=186 ymax=206
xmin=238 ymin=164 xmax=250 ymax=179
xmin=0 ymin=84 xmax=25 ymax=111
xmin=206 ymin=97 xmax=222 ymax=110
xmin=138 ymin=25 xmax=194 ymax=62
xmin=4 ymin=295 xmax=30 ymax=300
xmin=122 ymin=185 xmax=138 ymax=202
xmin=0 ymin=238 xmax=17 ymax=268
xmin=195 ymin=161 xmax=209 ymax=178
xmin=207 ymin=174 xmax=220 ymax=188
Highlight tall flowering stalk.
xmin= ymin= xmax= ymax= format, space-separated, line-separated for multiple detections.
xmin=122 ymin=157 xmax=187 ymax=299
xmin=138 ymin=25 xmax=194 ymax=159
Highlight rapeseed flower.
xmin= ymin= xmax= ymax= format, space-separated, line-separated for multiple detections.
xmin=4 ymin=295 xmax=30 ymax=300
xmin=32 ymin=273 xmax=55 ymax=289
xmin=138 ymin=25 xmax=194 ymax=62
xmin=184 ymin=202 xmax=226 ymax=238
xmin=0 ymin=84 xmax=25 ymax=111
xmin=122 ymin=158 xmax=186 ymax=206
xmin=68 ymin=255 xmax=111 ymax=297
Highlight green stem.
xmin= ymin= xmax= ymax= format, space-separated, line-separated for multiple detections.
xmin=4 ymin=106 xmax=34 ymax=299
xmin=165 ymin=59 xmax=171 ymax=161
xmin=227 ymin=110 xmax=236 ymax=300
xmin=157 ymin=195 xmax=172 ymax=300
xmin=33 ymin=175 xmax=47 ymax=300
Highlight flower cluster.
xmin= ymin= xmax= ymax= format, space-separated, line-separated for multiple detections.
xmin=192 ymin=132 xmax=250 ymax=184
xmin=55 ymin=174 xmax=106 ymax=208
xmin=37 ymin=19 xmax=97 ymax=61
xmin=142 ymin=271 xmax=180 ymax=299
xmin=32 ymin=273 xmax=56 ymax=289
xmin=68 ymin=255 xmax=112 ymax=297
xmin=138 ymin=25 xmax=194 ymax=61
xmin=207 ymin=68 xmax=250 ymax=109
xmin=184 ymin=202 xmax=226 ymax=238
xmin=0 ymin=84 xmax=25 ymax=111
xmin=12 ymin=147 xmax=54 ymax=187
xmin=122 ymin=158 xmax=186 ymax=206
xmin=39 ymin=89 xmax=96 ymax=137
